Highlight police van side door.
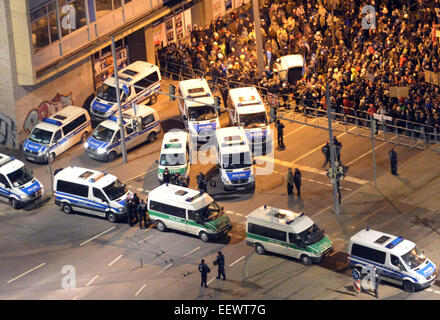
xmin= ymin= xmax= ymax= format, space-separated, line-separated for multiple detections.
xmin=0 ymin=174 xmax=11 ymax=197
xmin=51 ymin=130 xmax=63 ymax=155
xmin=288 ymin=232 xmax=304 ymax=258
xmin=387 ymin=254 xmax=406 ymax=285
xmin=92 ymin=187 xmax=109 ymax=217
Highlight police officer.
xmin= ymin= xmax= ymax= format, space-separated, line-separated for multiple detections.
xmin=220 ymin=82 xmax=229 ymax=115
xmin=137 ymin=199 xmax=148 ymax=229
xmin=131 ymin=193 xmax=140 ymax=225
xmin=321 ymin=142 xmax=330 ymax=168
xmin=198 ymin=259 xmax=210 ymax=287
xmin=275 ymin=119 xmax=285 ymax=149
xmin=197 ymin=172 xmax=207 ymax=192
xmin=214 ymin=251 xmax=226 ymax=280
xmin=333 ymin=137 xmax=342 ymax=163
xmin=389 ymin=148 xmax=398 ymax=176
xmin=293 ymin=168 xmax=302 ymax=198
xmin=373 ymin=266 xmax=381 ymax=298
xmin=163 ymin=167 xmax=171 ymax=184
xmin=125 ymin=192 xmax=133 ymax=227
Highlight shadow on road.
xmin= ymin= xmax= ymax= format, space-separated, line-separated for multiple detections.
xmin=319 ymin=251 xmax=350 ymax=275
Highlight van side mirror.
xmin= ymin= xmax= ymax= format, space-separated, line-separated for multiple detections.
xmin=253 ymin=159 xmax=256 ymax=165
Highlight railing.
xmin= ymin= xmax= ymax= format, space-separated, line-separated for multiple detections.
xmin=159 ymin=60 xmax=440 ymax=151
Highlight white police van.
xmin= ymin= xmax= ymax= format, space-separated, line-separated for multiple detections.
xmin=228 ymin=87 xmax=272 ymax=156
xmin=53 ymin=166 xmax=129 ymax=222
xmin=215 ymin=127 xmax=255 ymax=192
xmin=0 ymin=153 xmax=44 ymax=209
xmin=348 ymin=228 xmax=437 ymax=292
xmin=90 ymin=61 xmax=161 ymax=121
xmin=84 ymin=104 xmax=160 ymax=161
xmin=177 ymin=78 xmax=220 ymax=147
xmin=274 ymin=54 xmax=305 ymax=84
xmin=246 ymin=206 xmax=333 ymax=265
xmin=148 ymin=184 xmax=232 ymax=242
xmin=157 ymin=131 xmax=191 ymax=183
xmin=23 ymin=106 xmax=91 ymax=163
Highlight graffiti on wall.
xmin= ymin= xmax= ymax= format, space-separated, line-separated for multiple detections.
xmin=0 ymin=112 xmax=17 ymax=149
xmin=23 ymin=93 xmax=73 ymax=135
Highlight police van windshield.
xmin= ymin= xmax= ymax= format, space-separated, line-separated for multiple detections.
xmin=222 ymin=152 xmax=252 ymax=170
xmin=297 ymin=224 xmax=324 ymax=245
xmin=7 ymin=166 xmax=33 ymax=187
xmin=188 ymin=106 xmax=217 ymax=121
xmin=103 ymin=179 xmax=127 ymax=201
xmin=160 ymin=153 xmax=186 ymax=166
xmin=192 ymin=201 xmax=223 ymax=222
xmin=240 ymin=112 xmax=268 ymax=129
xmin=97 ymin=84 xmax=120 ymax=103
xmin=92 ymin=125 xmax=115 ymax=143
xmin=401 ymin=246 xmax=426 ymax=269
xmin=29 ymin=128 xmax=53 ymax=145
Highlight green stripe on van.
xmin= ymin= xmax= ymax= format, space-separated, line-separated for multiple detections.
xmin=149 ymin=210 xmax=230 ymax=231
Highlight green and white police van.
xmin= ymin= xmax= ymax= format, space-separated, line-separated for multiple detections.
xmin=157 ymin=131 xmax=191 ymax=183
xmin=148 ymin=184 xmax=232 ymax=242
xmin=246 ymin=205 xmax=333 ymax=265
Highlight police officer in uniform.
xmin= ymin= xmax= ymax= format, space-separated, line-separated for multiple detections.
xmin=220 ymin=82 xmax=229 ymax=115
xmin=275 ymin=119 xmax=285 ymax=149
xmin=197 ymin=172 xmax=207 ymax=192
xmin=125 ymin=192 xmax=134 ymax=226
xmin=214 ymin=251 xmax=226 ymax=280
xmin=131 ymin=193 xmax=140 ymax=225
xmin=321 ymin=142 xmax=330 ymax=167
xmin=137 ymin=199 xmax=148 ymax=229
xmin=389 ymin=148 xmax=398 ymax=176
xmin=198 ymin=259 xmax=210 ymax=287
xmin=163 ymin=167 xmax=171 ymax=184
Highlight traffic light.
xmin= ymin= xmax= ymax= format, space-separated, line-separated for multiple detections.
xmin=214 ymin=96 xmax=221 ymax=107
xmin=169 ymin=84 xmax=176 ymax=101
xmin=372 ymin=119 xmax=378 ymax=135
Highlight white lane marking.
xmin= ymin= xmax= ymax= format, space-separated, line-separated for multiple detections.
xmin=108 ymin=254 xmax=123 ymax=266
xmin=207 ymin=277 xmax=216 ymax=285
xmin=137 ymin=188 xmax=144 ymax=192
xmin=7 ymin=263 xmax=46 ymax=284
xmin=135 ymin=283 xmax=147 ymax=296
xmin=345 ymin=136 xmax=398 ymax=167
xmin=229 ymin=256 xmax=245 ymax=267
xmin=284 ymin=124 xmax=307 ymax=138
xmin=225 ymin=210 xmax=234 ymax=214
xmin=80 ymin=226 xmax=116 ymax=246
xmin=145 ymin=235 xmax=153 ymax=240
xmin=235 ymin=213 xmax=243 ymax=217
xmin=316 ymin=181 xmax=324 ymax=185
xmin=86 ymin=275 xmax=99 ymax=287
xmin=164 ymin=263 xmax=172 ymax=270
xmin=183 ymin=246 xmax=201 ymax=257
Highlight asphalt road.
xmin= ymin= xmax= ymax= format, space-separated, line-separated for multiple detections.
xmin=1 ymin=93 xmax=440 ymax=300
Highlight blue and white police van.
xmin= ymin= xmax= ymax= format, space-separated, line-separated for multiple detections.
xmin=348 ymin=228 xmax=437 ymax=292
xmin=177 ymin=78 xmax=220 ymax=148
xmin=0 ymin=153 xmax=44 ymax=209
xmin=84 ymin=104 xmax=160 ymax=161
xmin=227 ymin=87 xmax=272 ymax=156
xmin=53 ymin=166 xmax=129 ymax=222
xmin=23 ymin=106 xmax=91 ymax=163
xmin=90 ymin=61 xmax=161 ymax=121
xmin=215 ymin=127 xmax=255 ymax=192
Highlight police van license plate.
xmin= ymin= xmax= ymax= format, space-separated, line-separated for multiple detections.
xmin=27 ymin=157 xmax=34 ymax=161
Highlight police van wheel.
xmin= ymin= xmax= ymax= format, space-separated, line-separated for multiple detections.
xmin=147 ymin=132 xmax=157 ymax=143
xmin=62 ymin=204 xmax=72 ymax=214
xmin=9 ymin=198 xmax=19 ymax=209
xmin=255 ymin=244 xmax=265 ymax=255
xmin=300 ymin=255 xmax=312 ymax=266
xmin=403 ymin=280 xmax=415 ymax=292
xmin=108 ymin=151 xmax=117 ymax=162
xmin=156 ymin=220 xmax=166 ymax=232
xmin=107 ymin=212 xmax=117 ymax=223
xmin=148 ymin=94 xmax=157 ymax=105
xmin=199 ymin=231 xmax=209 ymax=242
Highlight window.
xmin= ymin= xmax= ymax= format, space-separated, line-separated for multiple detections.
xmin=142 ymin=114 xmax=155 ymax=128
xmin=351 ymin=243 xmax=386 ymax=264
xmin=248 ymin=223 xmax=286 ymax=242
xmin=125 ymin=126 xmax=134 ymax=135
xmin=56 ymin=180 xmax=89 ymax=197
xmin=0 ymin=174 xmax=11 ymax=188
xmin=59 ymin=0 xmax=87 ymax=37
xmin=62 ymin=114 xmax=87 ymax=136
xmin=149 ymin=200 xmax=186 ymax=218
xmin=289 ymin=232 xmax=301 ymax=244
xmin=391 ymin=255 xmax=403 ymax=269
xmin=114 ymin=130 xmax=121 ymax=141
xmin=134 ymin=72 xmax=159 ymax=94
xmin=93 ymin=188 xmax=107 ymax=201
xmin=53 ymin=130 xmax=62 ymax=144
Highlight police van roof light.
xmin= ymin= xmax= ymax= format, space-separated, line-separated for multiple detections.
xmin=42 ymin=118 xmax=63 ymax=126
xmin=386 ymin=237 xmax=404 ymax=249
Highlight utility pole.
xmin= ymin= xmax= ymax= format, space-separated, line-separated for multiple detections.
xmin=252 ymin=0 xmax=265 ymax=78
xmin=46 ymin=143 xmax=53 ymax=196
xmin=326 ymin=84 xmax=340 ymax=215
xmin=370 ymin=116 xmax=377 ymax=188
xmin=111 ymin=36 xmax=128 ymax=164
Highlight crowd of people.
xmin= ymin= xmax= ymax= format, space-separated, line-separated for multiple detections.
xmin=157 ymin=0 xmax=440 ymax=136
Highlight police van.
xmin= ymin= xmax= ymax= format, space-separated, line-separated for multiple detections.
xmin=348 ymin=228 xmax=437 ymax=292
xmin=23 ymin=106 xmax=91 ymax=163
xmin=84 ymin=104 xmax=160 ymax=161
xmin=246 ymin=206 xmax=333 ymax=265
xmin=228 ymin=87 xmax=272 ymax=156
xmin=157 ymin=131 xmax=191 ymax=183
xmin=215 ymin=127 xmax=255 ymax=192
xmin=0 ymin=153 xmax=44 ymax=209
xmin=148 ymin=184 xmax=232 ymax=242
xmin=273 ymin=54 xmax=305 ymax=84
xmin=53 ymin=166 xmax=129 ymax=222
xmin=177 ymin=78 xmax=220 ymax=147
xmin=90 ymin=61 xmax=161 ymax=121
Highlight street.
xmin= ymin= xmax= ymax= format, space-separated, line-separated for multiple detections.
xmin=1 ymin=93 xmax=440 ymax=300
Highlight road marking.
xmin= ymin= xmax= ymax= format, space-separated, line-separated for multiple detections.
xmin=86 ymin=275 xmax=99 ymax=287
xmin=135 ymin=283 xmax=147 ymax=296
xmin=284 ymin=124 xmax=307 ymax=138
xmin=108 ymin=254 xmax=123 ymax=266
xmin=72 ymin=296 xmax=78 ymax=300
xmin=7 ymin=263 xmax=46 ymax=284
xmin=80 ymin=226 xmax=116 ymax=246
xmin=183 ymin=247 xmax=201 ymax=257
xmin=225 ymin=210 xmax=234 ymax=214
xmin=137 ymin=188 xmax=144 ymax=192
xmin=145 ymin=235 xmax=153 ymax=240
xmin=207 ymin=277 xmax=216 ymax=285
xmin=345 ymin=136 xmax=398 ymax=167
xmin=229 ymin=256 xmax=245 ymax=267
xmin=235 ymin=213 xmax=243 ymax=217
xmin=164 ymin=263 xmax=173 ymax=270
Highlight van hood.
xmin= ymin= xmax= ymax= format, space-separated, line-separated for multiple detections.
xmin=20 ymin=179 xmax=43 ymax=196
xmin=193 ymin=121 xmax=217 ymax=134
xmin=415 ymin=260 xmax=436 ymax=278
xmin=307 ymin=236 xmax=332 ymax=254
xmin=205 ymin=214 xmax=230 ymax=231
xmin=225 ymin=169 xmax=252 ymax=181
xmin=92 ymin=99 xmax=113 ymax=113
xmin=24 ymin=140 xmax=47 ymax=153
xmin=86 ymin=137 xmax=109 ymax=150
